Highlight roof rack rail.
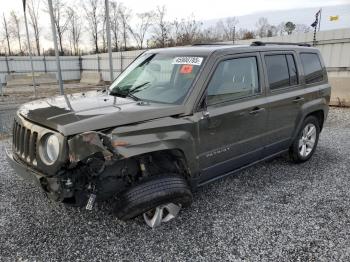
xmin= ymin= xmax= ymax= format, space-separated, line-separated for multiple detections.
xmin=250 ymin=41 xmax=311 ymax=47
xmin=192 ymin=42 xmax=233 ymax=46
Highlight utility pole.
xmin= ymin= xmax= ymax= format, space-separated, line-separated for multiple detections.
xmin=22 ymin=0 xmax=37 ymax=98
xmin=48 ymin=0 xmax=64 ymax=95
xmin=105 ymin=0 xmax=114 ymax=87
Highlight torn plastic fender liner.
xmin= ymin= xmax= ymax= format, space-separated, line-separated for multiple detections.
xmin=68 ymin=132 xmax=114 ymax=164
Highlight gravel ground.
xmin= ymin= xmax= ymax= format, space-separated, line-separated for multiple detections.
xmin=1 ymin=108 xmax=350 ymax=261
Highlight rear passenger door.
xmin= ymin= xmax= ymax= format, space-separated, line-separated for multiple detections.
xmin=262 ymin=51 xmax=304 ymax=154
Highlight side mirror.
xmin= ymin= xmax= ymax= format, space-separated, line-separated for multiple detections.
xmin=202 ymin=111 xmax=210 ymax=119
xmin=200 ymin=95 xmax=210 ymax=119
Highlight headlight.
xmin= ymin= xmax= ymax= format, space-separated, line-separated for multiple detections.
xmin=40 ymin=134 xmax=60 ymax=165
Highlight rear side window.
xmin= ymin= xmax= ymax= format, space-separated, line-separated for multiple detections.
xmin=300 ymin=53 xmax=324 ymax=84
xmin=206 ymin=57 xmax=260 ymax=105
xmin=265 ymin=54 xmax=299 ymax=90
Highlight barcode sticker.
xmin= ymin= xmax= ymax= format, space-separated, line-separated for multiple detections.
xmin=172 ymin=57 xmax=203 ymax=66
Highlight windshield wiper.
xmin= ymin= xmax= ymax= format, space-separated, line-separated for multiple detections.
xmin=110 ymin=88 xmax=142 ymax=101
xmin=109 ymin=82 xmax=150 ymax=101
xmin=125 ymin=92 xmax=140 ymax=101
xmin=109 ymin=90 xmax=140 ymax=101
xmin=129 ymin=81 xmax=150 ymax=94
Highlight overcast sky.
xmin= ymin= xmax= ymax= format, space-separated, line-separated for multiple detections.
xmin=2 ymin=0 xmax=348 ymax=21
xmin=1 ymin=0 xmax=348 ymax=52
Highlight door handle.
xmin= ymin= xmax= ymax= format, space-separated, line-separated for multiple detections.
xmin=293 ymin=97 xmax=305 ymax=103
xmin=249 ymin=107 xmax=265 ymax=115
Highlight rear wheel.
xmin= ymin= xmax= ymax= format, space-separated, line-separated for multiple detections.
xmin=113 ymin=174 xmax=192 ymax=227
xmin=289 ymin=115 xmax=320 ymax=163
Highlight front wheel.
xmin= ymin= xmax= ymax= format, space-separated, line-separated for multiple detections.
xmin=113 ymin=174 xmax=192 ymax=227
xmin=289 ymin=116 xmax=320 ymax=163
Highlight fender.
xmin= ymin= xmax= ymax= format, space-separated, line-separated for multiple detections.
xmin=111 ymin=116 xmax=198 ymax=175
xmin=292 ymin=97 xmax=329 ymax=140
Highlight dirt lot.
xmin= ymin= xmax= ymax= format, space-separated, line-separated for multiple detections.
xmin=0 ymin=107 xmax=350 ymax=261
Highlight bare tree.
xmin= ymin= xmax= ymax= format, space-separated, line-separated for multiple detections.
xmin=110 ymin=1 xmax=120 ymax=51
xmin=9 ymin=11 xmax=23 ymax=54
xmin=0 ymin=38 xmax=6 ymax=55
xmin=295 ymin=24 xmax=311 ymax=33
xmin=118 ymin=3 xmax=132 ymax=50
xmin=67 ymin=7 xmax=82 ymax=55
xmin=267 ymin=25 xmax=278 ymax=37
xmin=242 ymin=30 xmax=255 ymax=40
xmin=216 ymin=17 xmax=239 ymax=41
xmin=152 ymin=6 xmax=170 ymax=48
xmin=195 ymin=26 xmax=221 ymax=43
xmin=101 ymin=14 xmax=107 ymax=52
xmin=276 ymin=22 xmax=286 ymax=36
xmin=27 ymin=0 xmax=41 ymax=55
xmin=129 ymin=11 xmax=154 ymax=49
xmin=177 ymin=16 xmax=202 ymax=45
xmin=255 ymin=17 xmax=270 ymax=38
xmin=169 ymin=19 xmax=181 ymax=45
xmin=2 ymin=14 xmax=11 ymax=55
xmin=83 ymin=0 xmax=102 ymax=53
xmin=44 ymin=0 xmax=71 ymax=55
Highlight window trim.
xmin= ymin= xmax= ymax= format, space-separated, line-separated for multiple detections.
xmin=261 ymin=51 xmax=301 ymax=94
xmin=286 ymin=54 xmax=299 ymax=87
xmin=299 ymin=52 xmax=324 ymax=86
xmin=198 ymin=53 xmax=263 ymax=108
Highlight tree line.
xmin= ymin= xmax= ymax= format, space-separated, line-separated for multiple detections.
xmin=0 ymin=0 xmax=312 ymax=56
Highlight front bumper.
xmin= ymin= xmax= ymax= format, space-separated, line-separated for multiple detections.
xmin=6 ymin=147 xmax=45 ymax=187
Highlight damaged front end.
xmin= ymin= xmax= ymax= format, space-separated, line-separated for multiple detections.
xmin=42 ymin=131 xmax=139 ymax=208
xmin=8 ymin=110 xmax=191 ymax=211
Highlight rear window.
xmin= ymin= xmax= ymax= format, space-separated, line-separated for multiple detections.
xmin=300 ymin=53 xmax=324 ymax=84
xmin=265 ymin=54 xmax=298 ymax=90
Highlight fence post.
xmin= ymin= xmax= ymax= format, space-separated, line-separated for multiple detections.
xmin=43 ymin=54 xmax=47 ymax=73
xmin=97 ymin=55 xmax=101 ymax=73
xmin=5 ymin=55 xmax=10 ymax=75
xmin=79 ymin=56 xmax=82 ymax=80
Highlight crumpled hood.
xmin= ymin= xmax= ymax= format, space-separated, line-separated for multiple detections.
xmin=18 ymin=91 xmax=186 ymax=136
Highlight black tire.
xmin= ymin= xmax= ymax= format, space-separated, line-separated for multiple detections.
xmin=113 ymin=174 xmax=193 ymax=221
xmin=289 ymin=115 xmax=320 ymax=163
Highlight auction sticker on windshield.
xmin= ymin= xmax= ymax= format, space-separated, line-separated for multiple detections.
xmin=172 ymin=57 xmax=203 ymax=66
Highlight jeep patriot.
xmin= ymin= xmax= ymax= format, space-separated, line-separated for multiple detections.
xmin=6 ymin=42 xmax=331 ymax=227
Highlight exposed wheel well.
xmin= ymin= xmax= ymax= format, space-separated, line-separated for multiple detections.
xmin=134 ymin=149 xmax=190 ymax=180
xmin=306 ymin=110 xmax=324 ymax=130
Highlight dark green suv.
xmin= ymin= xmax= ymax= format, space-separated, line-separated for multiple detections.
xmin=6 ymin=42 xmax=331 ymax=227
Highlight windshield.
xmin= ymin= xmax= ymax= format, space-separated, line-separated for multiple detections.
xmin=109 ymin=53 xmax=205 ymax=104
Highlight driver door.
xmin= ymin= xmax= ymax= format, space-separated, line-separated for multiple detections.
xmin=197 ymin=53 xmax=270 ymax=183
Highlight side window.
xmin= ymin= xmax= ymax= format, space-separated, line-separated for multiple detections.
xmin=300 ymin=53 xmax=324 ymax=84
xmin=265 ymin=54 xmax=299 ymax=90
xmin=207 ymin=57 xmax=260 ymax=105
xmin=265 ymin=55 xmax=290 ymax=90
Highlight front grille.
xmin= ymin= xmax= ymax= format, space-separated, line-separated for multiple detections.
xmin=13 ymin=120 xmax=38 ymax=165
